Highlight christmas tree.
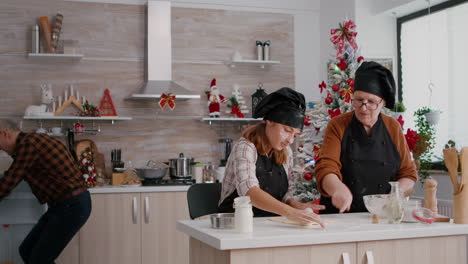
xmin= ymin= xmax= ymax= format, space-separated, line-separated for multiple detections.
xmin=226 ymin=84 xmax=249 ymax=118
xmin=293 ymin=20 xmax=364 ymax=202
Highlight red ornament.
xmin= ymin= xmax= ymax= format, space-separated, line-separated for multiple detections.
xmin=304 ymin=115 xmax=311 ymax=126
xmin=357 ymin=56 xmax=365 ymax=63
xmin=303 ymin=172 xmax=313 ymax=181
xmin=325 ymin=93 xmax=333 ymax=104
xmin=332 ymin=84 xmax=340 ymax=92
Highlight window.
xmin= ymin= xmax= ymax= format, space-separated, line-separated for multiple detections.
xmin=398 ymin=1 xmax=468 ymax=158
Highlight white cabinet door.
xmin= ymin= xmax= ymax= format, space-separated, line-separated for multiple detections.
xmin=141 ymin=192 xmax=189 ymax=264
xmin=357 ymin=235 xmax=467 ymax=264
xmin=56 ymin=234 xmax=79 ymax=264
xmin=222 ymin=242 xmax=357 ymax=264
xmin=79 ymin=193 xmax=142 ymax=264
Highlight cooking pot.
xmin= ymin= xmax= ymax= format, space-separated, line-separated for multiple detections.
xmin=168 ymin=153 xmax=194 ymax=178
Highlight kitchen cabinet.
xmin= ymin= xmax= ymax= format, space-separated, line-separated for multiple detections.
xmin=356 ymin=236 xmax=466 ymax=264
xmin=177 ymin=213 xmax=468 ymax=264
xmin=188 ymin=236 xmax=466 ymax=264
xmin=56 ymin=236 xmax=79 ymax=264
xmin=79 ymin=191 xmax=189 ymax=264
xmin=79 ymin=193 xmax=141 ymax=264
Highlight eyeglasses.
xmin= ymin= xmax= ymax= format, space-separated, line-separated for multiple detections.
xmin=351 ymin=98 xmax=383 ymax=110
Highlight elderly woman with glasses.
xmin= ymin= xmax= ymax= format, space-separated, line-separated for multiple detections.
xmin=315 ymin=61 xmax=418 ymax=214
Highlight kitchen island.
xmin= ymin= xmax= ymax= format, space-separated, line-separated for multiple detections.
xmin=177 ymin=213 xmax=468 ymax=264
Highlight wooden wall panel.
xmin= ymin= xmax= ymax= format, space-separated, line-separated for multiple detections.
xmin=0 ymin=0 xmax=294 ymax=174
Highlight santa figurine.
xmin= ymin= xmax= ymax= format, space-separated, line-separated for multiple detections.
xmin=207 ymin=78 xmax=227 ymax=117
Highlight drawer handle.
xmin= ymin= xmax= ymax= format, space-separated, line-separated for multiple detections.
xmin=366 ymin=250 xmax=375 ymax=264
xmin=342 ymin=252 xmax=351 ymax=264
xmin=132 ymin=197 xmax=138 ymax=224
xmin=144 ymin=196 xmax=150 ymax=223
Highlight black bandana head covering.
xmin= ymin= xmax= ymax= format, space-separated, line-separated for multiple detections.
xmin=354 ymin=61 xmax=396 ymax=109
xmin=253 ymin=87 xmax=306 ymax=130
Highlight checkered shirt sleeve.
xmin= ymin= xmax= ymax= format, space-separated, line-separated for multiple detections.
xmin=219 ymin=138 xmax=295 ymax=205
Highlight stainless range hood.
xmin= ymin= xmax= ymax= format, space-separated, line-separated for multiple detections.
xmin=129 ymin=1 xmax=200 ymax=100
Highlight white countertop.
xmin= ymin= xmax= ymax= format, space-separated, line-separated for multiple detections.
xmin=89 ymin=185 xmax=190 ymax=194
xmin=176 ymin=213 xmax=468 ymax=250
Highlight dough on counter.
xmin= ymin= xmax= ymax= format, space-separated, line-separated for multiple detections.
xmin=268 ymin=216 xmax=327 ymax=227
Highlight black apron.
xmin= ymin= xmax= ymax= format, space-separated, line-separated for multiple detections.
xmin=320 ymin=114 xmax=401 ymax=214
xmin=218 ymin=152 xmax=289 ymax=217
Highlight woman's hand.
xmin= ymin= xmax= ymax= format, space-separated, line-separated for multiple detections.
xmin=330 ymin=183 xmax=353 ymax=213
xmin=285 ymin=207 xmax=325 ymax=227
xmin=287 ymin=199 xmax=325 ymax=212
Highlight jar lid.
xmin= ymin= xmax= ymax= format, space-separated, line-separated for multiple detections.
xmin=234 ymin=196 xmax=251 ymax=207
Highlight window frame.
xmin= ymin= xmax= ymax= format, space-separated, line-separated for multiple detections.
xmin=396 ymin=0 xmax=468 ymax=102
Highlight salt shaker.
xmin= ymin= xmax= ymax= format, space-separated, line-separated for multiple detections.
xmin=234 ymin=196 xmax=253 ymax=233
xmin=256 ymin=40 xmax=263 ymax=61
xmin=263 ymin=40 xmax=271 ymax=61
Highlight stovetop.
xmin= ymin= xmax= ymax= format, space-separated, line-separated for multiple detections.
xmin=142 ymin=177 xmax=195 ymax=186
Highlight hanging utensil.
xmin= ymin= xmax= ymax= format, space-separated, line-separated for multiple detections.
xmin=443 ymin=147 xmax=459 ymax=193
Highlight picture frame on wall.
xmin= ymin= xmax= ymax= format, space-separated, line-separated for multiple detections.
xmin=367 ymin=57 xmax=394 ymax=74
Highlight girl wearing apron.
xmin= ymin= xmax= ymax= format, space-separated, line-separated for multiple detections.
xmin=218 ymin=87 xmax=324 ymax=226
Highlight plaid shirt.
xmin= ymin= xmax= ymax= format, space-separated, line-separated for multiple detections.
xmin=219 ymin=137 xmax=295 ymax=206
xmin=0 ymin=132 xmax=86 ymax=205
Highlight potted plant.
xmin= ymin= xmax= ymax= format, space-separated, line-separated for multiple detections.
xmin=393 ymin=101 xmax=406 ymax=113
xmin=416 ymin=106 xmax=441 ymax=126
xmin=407 ymin=107 xmax=437 ymax=182
xmin=391 ymin=101 xmax=406 ymax=119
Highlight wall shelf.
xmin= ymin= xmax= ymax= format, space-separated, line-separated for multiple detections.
xmin=27 ymin=53 xmax=83 ymax=61
xmin=202 ymin=117 xmax=262 ymax=122
xmin=227 ymin=59 xmax=280 ymax=69
xmin=23 ymin=116 xmax=132 ymax=121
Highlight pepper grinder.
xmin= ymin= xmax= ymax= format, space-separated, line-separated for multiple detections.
xmin=424 ymin=178 xmax=450 ymax=222
xmin=424 ymin=179 xmax=438 ymax=214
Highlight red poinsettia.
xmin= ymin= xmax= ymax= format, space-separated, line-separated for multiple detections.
xmin=404 ymin=128 xmax=431 ymax=159
xmin=346 ymin=78 xmax=354 ymax=89
xmin=337 ymin=58 xmax=348 ymax=71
